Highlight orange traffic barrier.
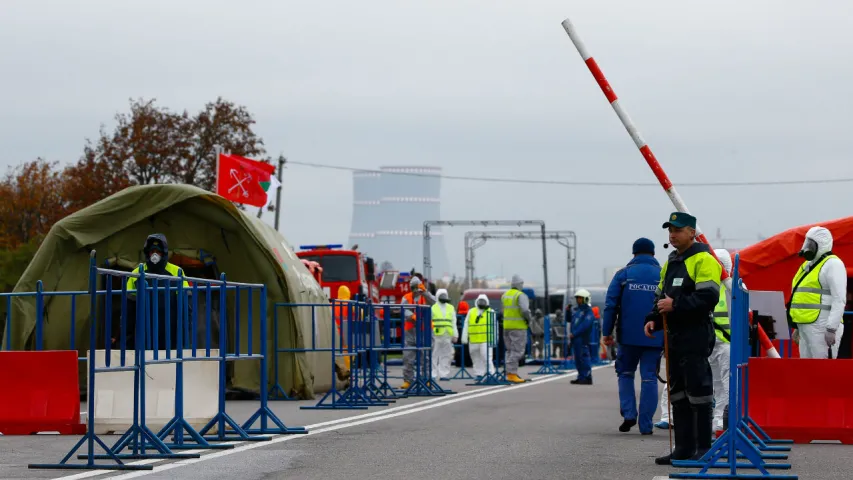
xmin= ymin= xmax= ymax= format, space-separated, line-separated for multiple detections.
xmin=0 ymin=351 xmax=85 ymax=435
xmin=748 ymin=357 xmax=853 ymax=444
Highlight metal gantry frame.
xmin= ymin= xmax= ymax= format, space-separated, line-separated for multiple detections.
xmin=464 ymin=230 xmax=577 ymax=295
xmin=422 ymin=220 xmax=549 ymax=301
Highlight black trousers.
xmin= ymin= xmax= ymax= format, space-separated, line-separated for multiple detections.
xmin=669 ymin=352 xmax=714 ymax=406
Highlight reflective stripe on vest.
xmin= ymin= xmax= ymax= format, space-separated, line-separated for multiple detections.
xmin=713 ymin=287 xmax=730 ymax=344
xmin=501 ymin=289 xmax=527 ymax=330
xmin=431 ymin=304 xmax=456 ymax=336
xmin=790 ymin=255 xmax=836 ymax=324
xmin=467 ymin=307 xmax=492 ymax=344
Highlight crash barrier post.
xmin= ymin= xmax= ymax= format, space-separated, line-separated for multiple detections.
xmin=532 ymin=314 xmax=564 ymax=375
xmin=466 ymin=310 xmax=507 ymax=386
xmin=0 ymin=350 xmax=84 ymax=435
xmin=670 ymin=254 xmax=797 ymax=479
xmin=450 ymin=314 xmax=474 ymax=380
xmin=748 ymin=358 xmax=853 ymax=445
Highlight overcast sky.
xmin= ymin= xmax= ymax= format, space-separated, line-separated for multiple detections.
xmin=2 ymin=0 xmax=852 ymax=288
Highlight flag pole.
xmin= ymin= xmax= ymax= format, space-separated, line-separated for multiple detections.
xmin=274 ymin=154 xmax=286 ymax=232
xmin=213 ymin=145 xmax=223 ymax=193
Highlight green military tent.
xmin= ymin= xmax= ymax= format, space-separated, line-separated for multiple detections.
xmin=2 ymin=184 xmax=339 ymax=398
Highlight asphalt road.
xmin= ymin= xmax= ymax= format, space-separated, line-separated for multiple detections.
xmin=1 ymin=364 xmax=849 ymax=480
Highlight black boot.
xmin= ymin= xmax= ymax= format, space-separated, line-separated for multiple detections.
xmin=691 ymin=403 xmax=714 ymax=460
xmin=655 ymin=402 xmax=696 ymax=465
xmin=619 ymin=418 xmax=637 ymax=432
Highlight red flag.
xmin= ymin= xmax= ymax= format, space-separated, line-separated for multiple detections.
xmin=216 ymin=153 xmax=277 ymax=207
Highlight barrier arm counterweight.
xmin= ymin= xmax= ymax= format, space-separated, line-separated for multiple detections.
xmin=559 ymin=18 xmax=781 ymax=357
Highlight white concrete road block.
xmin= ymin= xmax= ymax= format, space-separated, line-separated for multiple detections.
xmin=89 ymin=349 xmax=219 ymax=434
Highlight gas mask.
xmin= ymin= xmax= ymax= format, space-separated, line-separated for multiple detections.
xmin=799 ymin=238 xmax=819 ymax=262
xmin=149 ymin=252 xmax=162 ymax=265
xmin=438 ymin=296 xmax=450 ymax=304
xmin=477 ymin=301 xmax=488 ymax=309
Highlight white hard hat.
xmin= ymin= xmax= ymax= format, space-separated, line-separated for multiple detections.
xmin=574 ymin=288 xmax=591 ymax=300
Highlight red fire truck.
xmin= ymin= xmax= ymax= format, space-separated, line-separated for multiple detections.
xmin=295 ymin=244 xmax=379 ymax=302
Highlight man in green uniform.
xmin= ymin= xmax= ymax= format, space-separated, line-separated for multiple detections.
xmin=644 ymin=212 xmax=721 ymax=465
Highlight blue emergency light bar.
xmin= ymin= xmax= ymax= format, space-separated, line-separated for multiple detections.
xmin=299 ymin=244 xmax=343 ymax=251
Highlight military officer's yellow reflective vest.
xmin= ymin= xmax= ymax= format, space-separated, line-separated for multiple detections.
xmin=789 ymin=255 xmax=837 ymax=324
xmin=501 ymin=289 xmax=527 ymax=330
xmin=431 ymin=303 xmax=456 ymax=336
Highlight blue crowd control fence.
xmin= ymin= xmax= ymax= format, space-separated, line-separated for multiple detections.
xmin=26 ymin=251 xmax=306 ymax=471
xmin=669 ymin=254 xmax=797 ymax=480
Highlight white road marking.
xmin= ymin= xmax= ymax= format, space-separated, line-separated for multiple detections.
xmin=56 ymin=365 xmax=608 ymax=479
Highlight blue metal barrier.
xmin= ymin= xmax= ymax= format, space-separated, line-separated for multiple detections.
xmin=531 ymin=315 xmax=566 ymax=375
xmin=29 ymin=252 xmax=306 ymax=471
xmin=449 ymin=313 xmax=474 ymax=380
xmin=669 ymin=254 xmax=797 ymax=480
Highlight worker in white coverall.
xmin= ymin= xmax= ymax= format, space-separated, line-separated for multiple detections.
xmin=710 ymin=249 xmax=734 ymax=434
xmin=788 ymin=226 xmax=847 ymax=359
xmin=462 ymin=294 xmax=497 ymax=378
xmin=431 ymin=289 xmax=458 ymax=381
xmin=502 ymin=274 xmax=531 ymax=384
xmin=656 ymin=370 xmax=672 ymax=430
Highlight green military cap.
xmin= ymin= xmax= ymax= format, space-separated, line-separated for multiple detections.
xmin=662 ymin=212 xmax=697 ymax=229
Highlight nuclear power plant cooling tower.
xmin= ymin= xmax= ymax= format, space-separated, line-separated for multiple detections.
xmin=348 ymin=166 xmax=449 ymax=278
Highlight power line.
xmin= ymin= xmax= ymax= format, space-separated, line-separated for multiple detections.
xmin=286 ymin=160 xmax=853 ymax=187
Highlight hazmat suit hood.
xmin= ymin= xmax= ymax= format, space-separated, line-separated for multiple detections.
xmin=143 ymin=233 xmax=169 ymax=273
xmin=800 ymin=226 xmax=833 ymax=263
xmin=436 ymin=288 xmax=450 ymax=303
xmin=713 ymin=248 xmax=733 ymax=276
xmin=475 ymin=294 xmax=489 ymax=309
xmin=510 ymin=274 xmax=524 ymax=290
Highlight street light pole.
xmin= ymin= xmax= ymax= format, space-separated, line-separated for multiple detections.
xmin=274 ymin=154 xmax=286 ymax=231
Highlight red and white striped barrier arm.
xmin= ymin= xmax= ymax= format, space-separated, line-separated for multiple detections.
xmin=560 ymin=17 xmax=779 ymax=356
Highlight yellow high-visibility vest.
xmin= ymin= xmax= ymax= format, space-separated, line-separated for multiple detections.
xmin=467 ymin=307 xmax=493 ymax=344
xmin=712 ymin=287 xmax=730 ymax=344
xmin=431 ymin=303 xmax=456 ymax=336
xmin=501 ymin=289 xmax=527 ymax=330
xmin=789 ymin=255 xmax=837 ymax=324
xmin=125 ymin=262 xmax=189 ymax=292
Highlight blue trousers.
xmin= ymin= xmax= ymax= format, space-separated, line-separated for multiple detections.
xmin=572 ymin=333 xmax=592 ymax=380
xmin=615 ymin=344 xmax=662 ymax=433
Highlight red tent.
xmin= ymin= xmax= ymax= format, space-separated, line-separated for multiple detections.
xmin=734 ymin=215 xmax=853 ymax=301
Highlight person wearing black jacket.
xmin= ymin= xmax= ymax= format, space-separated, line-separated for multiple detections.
xmin=644 ymin=212 xmax=722 ymax=465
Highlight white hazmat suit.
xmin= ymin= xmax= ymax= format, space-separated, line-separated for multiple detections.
xmin=431 ymin=289 xmax=458 ymax=380
xmin=461 ymin=294 xmax=497 ymax=377
xmin=710 ymin=248 xmax=733 ymax=432
xmin=791 ymin=227 xmax=847 ymax=359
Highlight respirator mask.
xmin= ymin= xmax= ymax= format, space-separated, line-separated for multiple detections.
xmin=799 ymin=238 xmax=819 ymax=262
xmin=149 ymin=252 xmax=162 ymax=265
xmin=438 ymin=296 xmax=450 ymax=304
xmin=477 ymin=301 xmax=488 ymax=309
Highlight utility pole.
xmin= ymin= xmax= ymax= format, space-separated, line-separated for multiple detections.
xmin=274 ymin=154 xmax=286 ymax=231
